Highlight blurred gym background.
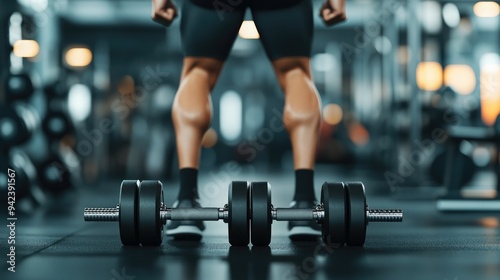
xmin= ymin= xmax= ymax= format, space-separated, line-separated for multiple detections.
xmin=1 ymin=0 xmax=500 ymax=211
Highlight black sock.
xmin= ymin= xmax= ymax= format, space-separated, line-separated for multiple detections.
xmin=293 ymin=169 xmax=316 ymax=202
xmin=177 ymin=168 xmax=198 ymax=201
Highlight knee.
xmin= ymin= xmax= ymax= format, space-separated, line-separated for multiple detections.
xmin=273 ymin=58 xmax=312 ymax=88
xmin=181 ymin=58 xmax=223 ymax=89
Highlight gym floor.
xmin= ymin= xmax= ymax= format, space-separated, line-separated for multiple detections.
xmin=2 ymin=165 xmax=499 ymax=280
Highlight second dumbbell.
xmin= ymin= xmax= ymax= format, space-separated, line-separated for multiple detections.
xmin=249 ymin=181 xmax=403 ymax=246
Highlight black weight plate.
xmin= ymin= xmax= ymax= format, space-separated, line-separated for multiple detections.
xmin=228 ymin=181 xmax=249 ymax=246
xmin=42 ymin=111 xmax=72 ymax=139
xmin=321 ymin=182 xmax=346 ymax=246
xmin=0 ymin=106 xmax=26 ymax=148
xmin=345 ymin=182 xmax=367 ymax=246
xmin=119 ymin=180 xmax=140 ymax=246
xmin=6 ymin=73 xmax=34 ymax=101
xmin=139 ymin=180 xmax=164 ymax=246
xmin=0 ymin=152 xmax=32 ymax=201
xmin=38 ymin=156 xmax=72 ymax=194
xmin=1 ymin=104 xmax=39 ymax=147
xmin=250 ymin=182 xmax=272 ymax=246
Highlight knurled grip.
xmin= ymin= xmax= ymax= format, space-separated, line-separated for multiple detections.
xmin=84 ymin=208 xmax=119 ymax=221
xmin=367 ymin=209 xmax=403 ymax=222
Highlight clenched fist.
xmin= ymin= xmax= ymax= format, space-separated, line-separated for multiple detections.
xmin=320 ymin=0 xmax=347 ymax=26
xmin=152 ymin=0 xmax=178 ymax=27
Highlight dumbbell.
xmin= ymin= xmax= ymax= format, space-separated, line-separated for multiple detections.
xmin=249 ymin=181 xmax=403 ymax=246
xmin=84 ymin=180 xmax=251 ymax=246
xmin=0 ymin=104 xmax=39 ymax=147
xmin=0 ymin=150 xmax=46 ymax=205
xmin=37 ymin=155 xmax=73 ymax=195
xmin=42 ymin=111 xmax=73 ymax=140
xmin=4 ymin=73 xmax=34 ymax=101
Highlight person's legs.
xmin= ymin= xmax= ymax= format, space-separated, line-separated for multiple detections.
xmin=272 ymin=58 xmax=323 ymax=239
xmin=252 ymin=0 xmax=321 ymax=238
xmin=173 ymin=57 xmax=224 ymax=197
xmin=168 ymin=0 xmax=245 ymax=239
xmin=167 ymin=57 xmax=223 ymax=239
xmin=273 ymin=57 xmax=321 ymax=240
xmin=272 ymin=57 xmax=321 ymax=201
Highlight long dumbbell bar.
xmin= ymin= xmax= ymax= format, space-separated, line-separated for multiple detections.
xmin=84 ymin=181 xmax=403 ymax=247
xmin=271 ymin=207 xmax=402 ymax=223
xmin=84 ymin=206 xmax=229 ymax=223
xmin=84 ymin=207 xmax=403 ymax=223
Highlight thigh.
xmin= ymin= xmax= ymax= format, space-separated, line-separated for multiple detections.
xmin=181 ymin=0 xmax=247 ymax=61
xmin=251 ymin=0 xmax=314 ymax=61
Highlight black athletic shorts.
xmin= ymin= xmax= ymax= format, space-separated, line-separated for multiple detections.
xmin=180 ymin=0 xmax=313 ymax=61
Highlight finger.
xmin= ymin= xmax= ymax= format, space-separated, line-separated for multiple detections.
xmin=158 ymin=9 xmax=176 ymax=20
xmin=152 ymin=11 xmax=174 ymax=26
xmin=319 ymin=2 xmax=331 ymax=17
xmin=330 ymin=10 xmax=345 ymax=19
xmin=320 ymin=2 xmax=329 ymax=10
xmin=321 ymin=9 xmax=336 ymax=21
xmin=321 ymin=10 xmax=329 ymax=21
xmin=165 ymin=8 xmax=178 ymax=19
xmin=167 ymin=2 xmax=178 ymax=15
xmin=327 ymin=9 xmax=346 ymax=23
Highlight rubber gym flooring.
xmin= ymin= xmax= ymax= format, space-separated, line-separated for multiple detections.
xmin=1 ymin=165 xmax=499 ymax=280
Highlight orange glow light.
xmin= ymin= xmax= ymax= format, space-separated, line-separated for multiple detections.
xmin=479 ymin=217 xmax=499 ymax=228
xmin=323 ymin=104 xmax=343 ymax=126
xmin=480 ymin=67 xmax=500 ymax=125
xmin=444 ymin=64 xmax=476 ymax=95
xmin=65 ymin=47 xmax=93 ymax=67
xmin=348 ymin=123 xmax=370 ymax=146
xmin=416 ymin=62 xmax=443 ymax=91
xmin=202 ymin=128 xmax=218 ymax=148
xmin=118 ymin=75 xmax=135 ymax=95
xmin=474 ymin=2 xmax=500 ymax=18
xmin=13 ymin=40 xmax=39 ymax=58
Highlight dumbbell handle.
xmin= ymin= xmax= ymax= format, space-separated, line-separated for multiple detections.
xmin=272 ymin=208 xmax=403 ymax=223
xmin=84 ymin=207 xmax=228 ymax=223
xmin=162 ymin=207 xmax=226 ymax=221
